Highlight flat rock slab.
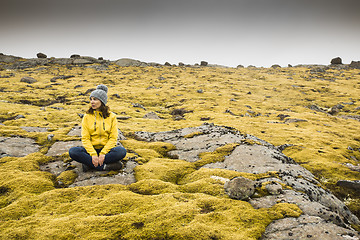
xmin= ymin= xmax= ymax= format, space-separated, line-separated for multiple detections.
xmin=260 ymin=215 xmax=358 ymax=240
xmin=21 ymin=127 xmax=49 ymax=132
xmin=39 ymin=123 xmax=360 ymax=238
xmin=67 ymin=126 xmax=81 ymax=136
xmin=40 ymin=160 xmax=137 ymax=186
xmin=132 ymin=123 xmax=360 ymax=238
xmin=0 ymin=137 xmax=39 ymax=157
xmin=46 ymin=141 xmax=81 ymax=156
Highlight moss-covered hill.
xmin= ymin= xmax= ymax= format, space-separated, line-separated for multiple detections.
xmin=0 ymin=58 xmax=359 ymax=239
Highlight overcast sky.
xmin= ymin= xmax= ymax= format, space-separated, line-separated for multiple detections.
xmin=1 ymin=0 xmax=359 ymax=67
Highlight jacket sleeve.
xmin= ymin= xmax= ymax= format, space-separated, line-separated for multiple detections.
xmin=100 ymin=114 xmax=118 ymax=155
xmin=81 ymin=114 xmax=97 ymax=156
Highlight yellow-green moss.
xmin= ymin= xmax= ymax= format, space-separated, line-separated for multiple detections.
xmin=134 ymin=158 xmax=196 ymax=184
xmin=0 ymin=186 xmax=302 ymax=240
xmin=120 ymin=139 xmax=176 ymax=157
xmin=195 ymin=143 xmax=239 ymax=168
xmin=56 ymin=170 xmax=78 ymax=187
xmin=184 ymin=131 xmax=204 ymax=138
xmin=1 ymin=63 xmax=359 ymax=238
xmin=128 ymin=179 xmax=178 ymax=195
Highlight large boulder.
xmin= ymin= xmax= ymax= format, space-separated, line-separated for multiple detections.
xmin=0 ymin=53 xmax=21 ymax=63
xmin=349 ymin=61 xmax=360 ymax=69
xmin=114 ymin=58 xmax=148 ymax=67
xmin=331 ymin=57 xmax=342 ymax=65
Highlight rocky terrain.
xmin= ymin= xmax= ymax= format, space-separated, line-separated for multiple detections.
xmin=0 ymin=53 xmax=359 ymax=239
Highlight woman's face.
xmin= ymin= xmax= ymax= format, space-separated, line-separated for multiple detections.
xmin=90 ymin=97 xmax=102 ymax=110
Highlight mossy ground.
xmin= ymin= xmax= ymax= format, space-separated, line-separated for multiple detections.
xmin=0 ymin=64 xmax=359 ymax=239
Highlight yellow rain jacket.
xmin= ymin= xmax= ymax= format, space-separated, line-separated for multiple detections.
xmin=81 ymin=111 xmax=118 ymax=156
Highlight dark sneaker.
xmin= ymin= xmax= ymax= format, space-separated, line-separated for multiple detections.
xmin=82 ymin=164 xmax=91 ymax=172
xmin=103 ymin=162 xmax=123 ymax=171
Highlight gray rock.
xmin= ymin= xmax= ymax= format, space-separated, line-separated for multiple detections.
xmin=143 ymin=112 xmax=161 ymax=119
xmin=260 ymin=215 xmax=359 ymax=240
xmin=0 ymin=53 xmax=21 ymax=63
xmin=114 ymin=58 xmax=148 ymax=67
xmin=0 ymin=137 xmax=39 ymax=157
xmin=331 ymin=57 xmax=343 ymax=65
xmin=37 ymin=53 xmax=47 ymax=58
xmin=265 ymin=182 xmax=283 ymax=195
xmin=224 ymin=177 xmax=256 ymax=200
xmin=337 ymin=180 xmax=360 ymax=191
xmin=46 ymin=141 xmax=81 ymax=156
xmin=20 ymin=76 xmax=37 ymax=84
xmin=21 ymin=127 xmax=48 ymax=132
xmin=200 ymin=61 xmax=208 ymax=66
xmin=349 ymin=61 xmax=360 ymax=69
xmin=37 ymin=123 xmax=360 ymax=236
xmin=67 ymin=126 xmax=81 ymax=137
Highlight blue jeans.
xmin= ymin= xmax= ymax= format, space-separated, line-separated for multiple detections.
xmin=69 ymin=146 xmax=127 ymax=171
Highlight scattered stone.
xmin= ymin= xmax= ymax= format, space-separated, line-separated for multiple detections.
xmin=164 ymin=62 xmax=171 ymax=66
xmin=277 ymin=114 xmax=290 ymax=120
xmin=271 ymin=64 xmax=281 ymax=69
xmin=47 ymin=134 xmax=54 ymax=141
xmin=70 ymin=54 xmax=81 ymax=58
xmin=197 ymin=89 xmax=203 ymax=93
xmin=331 ymin=57 xmax=342 ymax=65
xmin=170 ymin=108 xmax=192 ymax=118
xmin=284 ymin=118 xmax=308 ymax=123
xmin=200 ymin=61 xmax=208 ymax=66
xmin=37 ymin=53 xmax=47 ymax=58
xmin=117 ymin=115 xmax=131 ymax=120
xmin=114 ymin=58 xmax=148 ymax=67
xmin=50 ymin=75 xmax=75 ymax=82
xmin=15 ymin=114 xmax=25 ymax=120
xmin=143 ymin=112 xmax=161 ymax=119
xmin=20 ymin=76 xmax=37 ymax=84
xmin=328 ymin=104 xmax=344 ymax=115
xmin=132 ymin=103 xmax=146 ymax=110
xmin=237 ymin=65 xmax=244 ymax=68
xmin=224 ymin=177 xmax=256 ymax=200
xmin=349 ymin=61 xmax=360 ymax=69
xmin=336 ymin=180 xmax=360 ymax=191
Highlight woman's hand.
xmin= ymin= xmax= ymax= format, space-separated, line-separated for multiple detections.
xmin=92 ymin=156 xmax=99 ymax=167
xmin=98 ymin=154 xmax=105 ymax=166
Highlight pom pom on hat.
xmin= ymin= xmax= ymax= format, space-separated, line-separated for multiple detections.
xmin=96 ymin=84 xmax=108 ymax=93
xmin=90 ymin=84 xmax=108 ymax=105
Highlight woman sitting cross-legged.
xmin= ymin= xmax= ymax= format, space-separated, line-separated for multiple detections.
xmin=69 ymin=84 xmax=126 ymax=171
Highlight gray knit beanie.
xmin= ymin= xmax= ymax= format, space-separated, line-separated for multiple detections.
xmin=90 ymin=84 xmax=108 ymax=105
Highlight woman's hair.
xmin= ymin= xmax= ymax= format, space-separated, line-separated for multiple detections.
xmin=87 ymin=103 xmax=111 ymax=118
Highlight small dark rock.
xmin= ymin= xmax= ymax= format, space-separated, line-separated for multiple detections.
xmin=200 ymin=61 xmax=208 ymax=66
xmin=36 ymin=53 xmax=47 ymax=58
xmin=70 ymin=54 xmax=81 ymax=58
xmin=271 ymin=64 xmax=281 ymax=69
xmin=15 ymin=115 xmax=25 ymax=119
xmin=20 ymin=76 xmax=37 ymax=84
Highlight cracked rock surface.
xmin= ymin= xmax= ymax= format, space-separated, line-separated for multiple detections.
xmin=37 ymin=123 xmax=360 ymax=238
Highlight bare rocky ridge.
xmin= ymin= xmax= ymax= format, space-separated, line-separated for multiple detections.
xmin=30 ymin=123 xmax=359 ymax=239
